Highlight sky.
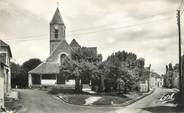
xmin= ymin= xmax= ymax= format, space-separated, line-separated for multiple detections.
xmin=0 ymin=0 xmax=182 ymax=74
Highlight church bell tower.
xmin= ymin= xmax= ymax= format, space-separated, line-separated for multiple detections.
xmin=50 ymin=8 xmax=66 ymax=54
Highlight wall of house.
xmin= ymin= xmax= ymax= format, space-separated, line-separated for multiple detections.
xmin=0 ymin=49 xmax=11 ymax=94
xmin=140 ymin=80 xmax=148 ymax=92
xmin=140 ymin=76 xmax=163 ymax=92
xmin=0 ymin=65 xmax=5 ymax=108
xmin=156 ymin=78 xmax=163 ymax=87
xmin=149 ymin=76 xmax=156 ymax=89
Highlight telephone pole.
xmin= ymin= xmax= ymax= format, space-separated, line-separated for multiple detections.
xmin=147 ymin=64 xmax=151 ymax=92
xmin=177 ymin=10 xmax=183 ymax=96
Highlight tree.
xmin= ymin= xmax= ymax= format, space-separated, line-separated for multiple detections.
xmin=136 ymin=58 xmax=145 ymax=69
xmin=60 ymin=49 xmax=145 ymax=94
xmin=163 ymin=63 xmax=176 ymax=88
xmin=11 ymin=62 xmax=21 ymax=88
xmin=168 ymin=63 xmax=173 ymax=71
xmin=22 ymin=58 xmax=42 ymax=72
xmin=59 ymin=56 xmax=98 ymax=92
xmin=21 ymin=58 xmax=42 ymax=88
xmin=59 ymin=47 xmax=101 ymax=92
xmin=103 ymin=51 xmax=143 ymax=93
xmin=71 ymin=47 xmax=101 ymax=63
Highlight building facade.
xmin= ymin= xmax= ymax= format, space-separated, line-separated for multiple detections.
xmin=29 ymin=8 xmax=98 ymax=87
xmin=0 ymin=40 xmax=12 ymax=108
xmin=139 ymin=67 xmax=163 ymax=92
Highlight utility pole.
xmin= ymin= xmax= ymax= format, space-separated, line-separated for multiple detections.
xmin=177 ymin=10 xmax=183 ymax=96
xmin=147 ymin=64 xmax=151 ymax=92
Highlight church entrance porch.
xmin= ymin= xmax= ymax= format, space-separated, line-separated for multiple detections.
xmin=29 ymin=73 xmax=77 ymax=88
xmin=29 ymin=74 xmax=62 ymax=87
xmin=41 ymin=74 xmax=57 ymax=86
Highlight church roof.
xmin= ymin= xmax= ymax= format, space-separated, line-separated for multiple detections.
xmin=29 ymin=62 xmax=59 ymax=74
xmin=0 ymin=40 xmax=12 ymax=57
xmin=50 ymin=8 xmax=65 ymax=25
xmin=70 ymin=39 xmax=81 ymax=48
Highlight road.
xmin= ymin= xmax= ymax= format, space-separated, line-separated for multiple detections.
xmin=116 ymin=88 xmax=178 ymax=113
xmin=18 ymin=89 xmax=116 ymax=113
xmin=18 ymin=88 xmax=180 ymax=113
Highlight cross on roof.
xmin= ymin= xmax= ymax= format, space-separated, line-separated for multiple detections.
xmin=57 ymin=0 xmax=62 ymax=8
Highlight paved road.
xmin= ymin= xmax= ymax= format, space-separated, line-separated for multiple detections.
xmin=115 ymin=88 xmax=178 ymax=113
xmin=18 ymin=88 xmax=180 ymax=113
xmin=18 ymin=89 xmax=116 ymax=113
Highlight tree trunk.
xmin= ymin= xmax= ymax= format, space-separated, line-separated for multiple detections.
xmin=100 ymin=75 xmax=105 ymax=92
xmin=75 ymin=77 xmax=80 ymax=92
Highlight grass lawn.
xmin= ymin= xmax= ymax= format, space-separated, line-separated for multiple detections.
xmin=48 ymin=87 xmax=88 ymax=95
xmin=62 ymin=95 xmax=90 ymax=105
xmin=48 ymin=87 xmax=140 ymax=106
xmin=93 ymin=96 xmax=130 ymax=105
xmin=60 ymin=95 xmax=130 ymax=106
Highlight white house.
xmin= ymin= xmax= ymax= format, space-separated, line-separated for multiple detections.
xmin=139 ymin=67 xmax=163 ymax=92
xmin=0 ymin=40 xmax=12 ymax=108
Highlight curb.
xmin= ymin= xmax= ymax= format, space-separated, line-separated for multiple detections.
xmin=55 ymin=89 xmax=155 ymax=107
xmin=57 ymin=95 xmax=70 ymax=104
xmin=120 ymin=89 xmax=155 ymax=106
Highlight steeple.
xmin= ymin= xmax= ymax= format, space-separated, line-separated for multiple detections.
xmin=50 ymin=8 xmax=65 ymax=25
xmin=50 ymin=8 xmax=66 ymax=54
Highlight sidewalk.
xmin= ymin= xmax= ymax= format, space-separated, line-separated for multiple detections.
xmin=120 ymin=89 xmax=155 ymax=107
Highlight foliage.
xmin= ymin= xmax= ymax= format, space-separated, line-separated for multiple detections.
xmin=163 ymin=63 xmax=176 ymax=88
xmin=103 ymin=65 xmax=137 ymax=93
xmin=103 ymin=51 xmax=145 ymax=93
xmin=11 ymin=62 xmax=21 ymax=88
xmin=62 ymin=95 xmax=89 ymax=105
xmin=48 ymin=87 xmax=88 ymax=95
xmin=22 ymin=58 xmax=42 ymax=72
xmin=93 ymin=96 xmax=129 ymax=105
xmin=59 ymin=47 xmax=103 ymax=92
xmin=11 ymin=58 xmax=42 ymax=88
xmin=106 ymin=51 xmax=144 ymax=70
xmin=59 ymin=50 xmax=145 ymax=93
xmin=60 ymin=56 xmax=98 ymax=92
xmin=71 ymin=47 xmax=102 ymax=63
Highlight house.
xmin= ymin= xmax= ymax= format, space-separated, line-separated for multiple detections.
xmin=139 ymin=67 xmax=163 ymax=92
xmin=0 ymin=58 xmax=7 ymax=108
xmin=28 ymin=8 xmax=99 ymax=87
xmin=0 ymin=40 xmax=12 ymax=108
xmin=150 ymin=72 xmax=163 ymax=88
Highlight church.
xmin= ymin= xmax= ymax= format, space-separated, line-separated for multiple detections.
xmin=28 ymin=8 xmax=98 ymax=87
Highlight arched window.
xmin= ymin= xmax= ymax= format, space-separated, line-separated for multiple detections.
xmin=55 ymin=29 xmax=59 ymax=38
xmin=60 ymin=54 xmax=67 ymax=63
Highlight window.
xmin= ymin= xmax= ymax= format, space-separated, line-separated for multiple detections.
xmin=42 ymin=74 xmax=56 ymax=79
xmin=60 ymin=54 xmax=67 ymax=64
xmin=55 ymin=29 xmax=59 ymax=38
